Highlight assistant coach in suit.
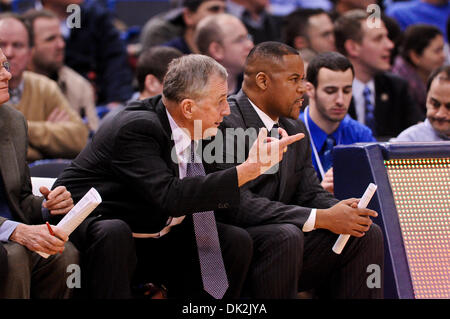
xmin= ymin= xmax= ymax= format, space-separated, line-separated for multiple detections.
xmin=0 ymin=48 xmax=78 ymax=298
xmin=54 ymin=54 xmax=303 ymax=298
xmin=212 ymin=42 xmax=384 ymax=298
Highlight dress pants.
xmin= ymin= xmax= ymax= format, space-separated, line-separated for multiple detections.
xmin=69 ymin=217 xmax=137 ymax=298
xmin=134 ymin=215 xmax=253 ymax=299
xmin=0 ymin=243 xmax=7 ymax=284
xmin=0 ymin=241 xmax=79 ymax=298
xmin=298 ymin=225 xmax=384 ymax=299
xmin=242 ymin=223 xmax=384 ymax=299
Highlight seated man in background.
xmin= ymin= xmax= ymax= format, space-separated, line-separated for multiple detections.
xmin=0 ymin=13 xmax=88 ymax=162
xmin=283 ymin=8 xmax=336 ymax=69
xmin=100 ymin=46 xmax=182 ymax=124
xmin=0 ymin=47 xmax=78 ymax=299
xmin=334 ymin=9 xmax=423 ymax=139
xmin=54 ymin=54 xmax=303 ymax=299
xmin=24 ymin=9 xmax=100 ymax=133
xmin=391 ymin=64 xmax=450 ymax=142
xmin=300 ymin=52 xmax=375 ymax=193
xmin=41 ymin=0 xmax=134 ymax=107
xmin=195 ymin=13 xmax=254 ymax=95
xmin=163 ymin=0 xmax=226 ymax=54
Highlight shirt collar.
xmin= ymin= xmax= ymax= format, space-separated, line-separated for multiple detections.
xmin=353 ymin=77 xmax=375 ymax=100
xmin=166 ymin=109 xmax=194 ymax=164
xmin=425 ymin=118 xmax=450 ymax=141
xmin=247 ymin=98 xmax=278 ymax=131
xmin=8 ymin=80 xmax=24 ymax=105
xmin=304 ymin=106 xmax=343 ymax=151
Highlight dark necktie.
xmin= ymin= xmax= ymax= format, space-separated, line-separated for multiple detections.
xmin=270 ymin=123 xmax=280 ymax=139
xmin=0 ymin=177 xmax=13 ymax=220
xmin=363 ymin=86 xmax=376 ymax=134
xmin=320 ymin=135 xmax=336 ymax=173
xmin=186 ymin=141 xmax=229 ymax=299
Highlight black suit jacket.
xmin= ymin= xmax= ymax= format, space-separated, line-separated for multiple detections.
xmin=348 ymin=72 xmax=424 ymax=139
xmin=208 ymin=90 xmax=338 ymax=228
xmin=0 ymin=105 xmax=43 ymax=228
xmin=54 ymin=95 xmax=240 ymax=233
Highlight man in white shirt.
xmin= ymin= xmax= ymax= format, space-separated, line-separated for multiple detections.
xmin=392 ymin=65 xmax=450 ymax=142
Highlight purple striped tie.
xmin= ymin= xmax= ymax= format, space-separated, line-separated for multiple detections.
xmin=186 ymin=142 xmax=229 ymax=299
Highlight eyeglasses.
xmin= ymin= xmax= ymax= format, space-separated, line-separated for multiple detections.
xmin=231 ymin=33 xmax=253 ymax=44
xmin=2 ymin=61 xmax=10 ymax=72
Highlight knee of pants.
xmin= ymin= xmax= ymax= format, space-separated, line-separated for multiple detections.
xmin=59 ymin=242 xmax=80 ymax=269
xmin=228 ymin=226 xmax=253 ymax=257
xmin=4 ymin=243 xmax=32 ymax=283
xmin=88 ymin=219 xmax=134 ymax=247
xmin=256 ymin=224 xmax=304 ymax=255
xmin=273 ymin=224 xmax=304 ymax=249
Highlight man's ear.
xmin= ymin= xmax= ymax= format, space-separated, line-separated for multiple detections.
xmin=182 ymin=8 xmax=196 ymax=27
xmin=145 ymin=74 xmax=163 ymax=94
xmin=305 ymin=82 xmax=315 ymax=99
xmin=294 ymin=36 xmax=309 ymax=50
xmin=255 ymin=72 xmax=269 ymax=91
xmin=344 ymin=39 xmax=361 ymax=58
xmin=209 ymin=42 xmax=225 ymax=61
xmin=180 ymin=98 xmax=195 ymax=119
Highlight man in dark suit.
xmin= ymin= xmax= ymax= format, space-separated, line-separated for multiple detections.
xmin=334 ymin=10 xmax=423 ymax=140
xmin=54 ymin=54 xmax=302 ymax=298
xmin=213 ymin=42 xmax=384 ymax=298
xmin=0 ymin=48 xmax=78 ymax=298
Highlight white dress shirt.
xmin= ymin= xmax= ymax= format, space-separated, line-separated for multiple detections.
xmin=132 ymin=109 xmax=191 ymax=238
xmin=352 ymin=78 xmax=375 ymax=125
xmin=248 ymin=98 xmax=316 ymax=232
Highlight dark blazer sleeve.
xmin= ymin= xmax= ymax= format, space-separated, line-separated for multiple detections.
xmin=210 ymin=105 xmax=337 ymax=229
xmin=110 ymin=117 xmax=240 ymax=217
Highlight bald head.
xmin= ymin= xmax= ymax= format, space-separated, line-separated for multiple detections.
xmin=243 ymin=41 xmax=300 ymax=88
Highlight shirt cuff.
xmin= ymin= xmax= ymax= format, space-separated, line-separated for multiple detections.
xmin=302 ymin=208 xmax=316 ymax=232
xmin=0 ymin=220 xmax=20 ymax=242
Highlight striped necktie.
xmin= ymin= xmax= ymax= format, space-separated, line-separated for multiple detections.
xmin=363 ymin=86 xmax=376 ymax=134
xmin=186 ymin=141 xmax=229 ymax=299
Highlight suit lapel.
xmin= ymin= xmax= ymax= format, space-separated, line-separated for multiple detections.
xmin=374 ymin=74 xmax=390 ymax=131
xmin=0 ymin=108 xmax=21 ymax=202
xmin=154 ymin=99 xmax=180 ymax=178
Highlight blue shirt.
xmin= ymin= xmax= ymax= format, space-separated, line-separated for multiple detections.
xmin=299 ymin=108 xmax=376 ymax=177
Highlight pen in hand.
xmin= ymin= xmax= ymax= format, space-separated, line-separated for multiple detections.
xmin=46 ymin=221 xmax=55 ymax=236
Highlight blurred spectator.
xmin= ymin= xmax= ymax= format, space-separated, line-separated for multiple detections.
xmin=392 ymin=24 xmax=446 ymax=115
xmin=385 ymin=0 xmax=450 ymax=41
xmin=329 ymin=0 xmax=378 ymax=20
xmin=227 ymin=0 xmax=282 ymax=44
xmin=140 ymin=0 xmax=226 ymax=54
xmin=136 ymin=46 xmax=183 ymax=100
xmin=195 ymin=13 xmax=254 ymax=94
xmin=100 ymin=46 xmax=182 ymax=124
xmin=283 ymin=8 xmax=335 ymax=68
xmin=0 ymin=13 xmax=88 ymax=162
xmin=24 ymin=9 xmax=99 ymax=132
xmin=391 ymin=64 xmax=450 ymax=142
xmin=41 ymin=0 xmax=134 ymax=106
xmin=268 ymin=0 xmax=332 ymax=17
xmin=163 ymin=0 xmax=226 ymax=54
xmin=334 ymin=9 xmax=423 ymax=139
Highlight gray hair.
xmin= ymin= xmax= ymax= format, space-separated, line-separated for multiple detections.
xmin=163 ymin=54 xmax=228 ymax=103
